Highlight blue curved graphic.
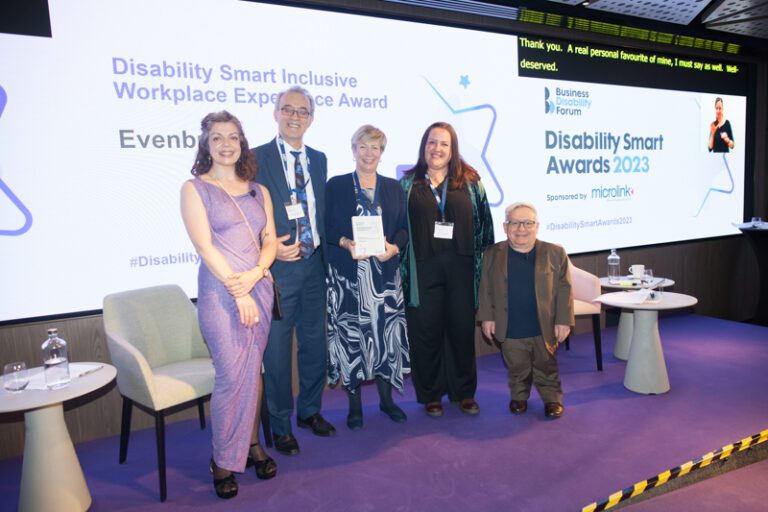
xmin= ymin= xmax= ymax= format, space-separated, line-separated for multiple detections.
xmin=695 ymin=153 xmax=734 ymax=217
xmin=424 ymin=78 xmax=503 ymax=207
xmin=0 ymin=85 xmax=35 ymax=236
xmin=0 ymin=179 xmax=34 ymax=236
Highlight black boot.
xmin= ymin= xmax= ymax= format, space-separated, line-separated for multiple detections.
xmin=347 ymin=387 xmax=363 ymax=430
xmin=376 ymin=377 xmax=406 ymax=423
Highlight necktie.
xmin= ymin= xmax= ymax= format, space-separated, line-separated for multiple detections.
xmin=291 ymin=151 xmax=314 ymax=258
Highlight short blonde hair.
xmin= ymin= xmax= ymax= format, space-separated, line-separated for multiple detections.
xmin=504 ymin=202 xmax=538 ymax=222
xmin=351 ymin=124 xmax=387 ymax=152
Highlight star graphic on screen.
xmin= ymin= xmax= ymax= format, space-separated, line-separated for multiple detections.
xmin=0 ymin=84 xmax=34 ymax=236
xmin=695 ymin=153 xmax=734 ymax=217
xmin=459 ymin=75 xmax=470 ymax=89
xmin=423 ymin=78 xmax=503 ymax=207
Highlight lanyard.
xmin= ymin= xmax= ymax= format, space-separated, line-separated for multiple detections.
xmin=352 ymin=172 xmax=380 ymax=216
xmin=277 ymin=138 xmax=311 ymax=201
xmin=428 ymin=178 xmax=448 ymax=222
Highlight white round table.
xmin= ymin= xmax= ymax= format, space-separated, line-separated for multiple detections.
xmin=597 ymin=292 xmax=696 ymax=394
xmin=599 ymin=277 xmax=674 ymax=360
xmin=0 ymin=363 xmax=116 ymax=512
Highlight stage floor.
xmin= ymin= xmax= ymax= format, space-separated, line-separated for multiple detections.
xmin=1 ymin=314 xmax=766 ymax=511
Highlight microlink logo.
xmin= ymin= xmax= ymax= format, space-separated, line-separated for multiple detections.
xmin=591 ymin=185 xmax=634 ymax=200
xmin=545 ymin=86 xmax=592 ymax=117
xmin=544 ymin=87 xmax=555 ymax=114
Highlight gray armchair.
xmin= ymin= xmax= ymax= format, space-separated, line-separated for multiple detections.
xmin=565 ymin=262 xmax=603 ymax=371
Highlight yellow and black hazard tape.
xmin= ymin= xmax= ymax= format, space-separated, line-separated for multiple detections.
xmin=582 ymin=429 xmax=768 ymax=512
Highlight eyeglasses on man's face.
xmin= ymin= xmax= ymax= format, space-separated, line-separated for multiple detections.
xmin=280 ymin=106 xmax=312 ymax=119
xmin=505 ymin=220 xmax=537 ymax=230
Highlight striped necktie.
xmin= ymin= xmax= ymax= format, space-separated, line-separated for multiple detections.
xmin=291 ymin=150 xmax=314 ymax=258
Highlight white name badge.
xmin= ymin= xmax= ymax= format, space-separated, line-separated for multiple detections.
xmin=434 ymin=221 xmax=454 ymax=239
xmin=285 ymin=201 xmax=305 ymax=220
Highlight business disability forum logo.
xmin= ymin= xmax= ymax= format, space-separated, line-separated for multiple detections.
xmin=544 ymin=86 xmax=592 ymax=116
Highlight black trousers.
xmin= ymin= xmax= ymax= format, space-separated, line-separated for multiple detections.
xmin=406 ymin=251 xmax=477 ymax=404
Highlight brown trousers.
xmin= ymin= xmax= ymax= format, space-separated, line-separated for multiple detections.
xmin=501 ymin=335 xmax=563 ymax=404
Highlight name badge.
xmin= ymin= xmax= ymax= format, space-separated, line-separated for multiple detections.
xmin=434 ymin=221 xmax=454 ymax=239
xmin=285 ymin=201 xmax=305 ymax=220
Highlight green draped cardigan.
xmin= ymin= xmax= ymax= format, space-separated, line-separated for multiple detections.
xmin=399 ymin=174 xmax=495 ymax=309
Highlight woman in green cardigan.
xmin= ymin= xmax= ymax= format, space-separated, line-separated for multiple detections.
xmin=400 ymin=121 xmax=494 ymax=418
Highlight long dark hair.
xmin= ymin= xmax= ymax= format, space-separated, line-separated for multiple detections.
xmin=191 ymin=110 xmax=257 ymax=181
xmin=404 ymin=121 xmax=479 ymax=188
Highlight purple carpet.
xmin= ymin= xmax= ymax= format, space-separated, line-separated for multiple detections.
xmin=1 ymin=314 xmax=766 ymax=511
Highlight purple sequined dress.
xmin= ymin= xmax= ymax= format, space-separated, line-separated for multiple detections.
xmin=191 ymin=178 xmax=273 ymax=472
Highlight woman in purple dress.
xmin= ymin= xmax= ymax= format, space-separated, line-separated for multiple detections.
xmin=181 ymin=111 xmax=277 ymax=499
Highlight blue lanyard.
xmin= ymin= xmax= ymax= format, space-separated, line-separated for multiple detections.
xmin=277 ymin=138 xmax=311 ymax=199
xmin=352 ymin=172 xmax=380 ymax=216
xmin=428 ymin=178 xmax=448 ymax=222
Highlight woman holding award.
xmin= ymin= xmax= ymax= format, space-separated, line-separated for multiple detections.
xmin=325 ymin=124 xmax=410 ymax=430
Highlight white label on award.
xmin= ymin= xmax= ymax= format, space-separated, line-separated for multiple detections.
xmin=285 ymin=201 xmax=304 ymax=220
xmin=434 ymin=221 xmax=454 ymax=239
xmin=352 ymin=215 xmax=385 ymax=256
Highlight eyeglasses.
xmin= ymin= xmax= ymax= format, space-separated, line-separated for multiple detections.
xmin=506 ymin=220 xmax=537 ymax=230
xmin=280 ymin=106 xmax=312 ymax=119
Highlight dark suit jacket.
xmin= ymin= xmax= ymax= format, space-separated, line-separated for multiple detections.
xmin=477 ymin=239 xmax=574 ymax=348
xmin=252 ymin=138 xmax=327 ymax=276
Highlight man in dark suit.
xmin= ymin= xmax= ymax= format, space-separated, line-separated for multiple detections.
xmin=252 ymin=86 xmax=335 ymax=455
xmin=477 ymin=202 xmax=573 ymax=419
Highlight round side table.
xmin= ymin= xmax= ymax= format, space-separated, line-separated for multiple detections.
xmin=0 ymin=363 xmax=116 ymax=512
xmin=599 ymin=277 xmax=675 ymax=360
xmin=597 ymin=292 xmax=696 ymax=394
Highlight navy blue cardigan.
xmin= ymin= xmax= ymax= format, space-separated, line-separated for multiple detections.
xmin=325 ymin=172 xmax=408 ymax=281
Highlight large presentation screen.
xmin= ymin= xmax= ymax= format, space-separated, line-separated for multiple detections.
xmin=0 ymin=0 xmax=750 ymax=323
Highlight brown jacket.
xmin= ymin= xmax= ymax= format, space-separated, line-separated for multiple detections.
xmin=477 ymin=239 xmax=574 ymax=348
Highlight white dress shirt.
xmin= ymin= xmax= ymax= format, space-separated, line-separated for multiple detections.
xmin=276 ymin=137 xmax=320 ymax=245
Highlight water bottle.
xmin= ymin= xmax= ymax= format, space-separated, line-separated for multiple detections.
xmin=42 ymin=328 xmax=70 ymax=389
xmin=607 ymin=249 xmax=621 ymax=284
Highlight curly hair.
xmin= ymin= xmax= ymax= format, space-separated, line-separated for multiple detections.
xmin=191 ymin=110 xmax=257 ymax=181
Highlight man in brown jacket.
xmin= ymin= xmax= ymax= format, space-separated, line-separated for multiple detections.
xmin=478 ymin=202 xmax=573 ymax=418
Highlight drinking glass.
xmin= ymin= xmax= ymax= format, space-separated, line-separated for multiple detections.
xmin=643 ymin=268 xmax=654 ymax=286
xmin=3 ymin=362 xmax=29 ymax=392
xmin=644 ymin=269 xmax=663 ymax=300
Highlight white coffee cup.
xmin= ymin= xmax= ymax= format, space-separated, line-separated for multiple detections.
xmin=629 ymin=264 xmax=645 ymax=278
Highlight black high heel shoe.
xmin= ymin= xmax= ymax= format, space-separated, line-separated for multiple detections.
xmin=210 ymin=458 xmax=238 ymax=499
xmin=246 ymin=442 xmax=278 ymax=480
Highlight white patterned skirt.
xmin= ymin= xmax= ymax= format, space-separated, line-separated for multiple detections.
xmin=327 ymin=258 xmax=410 ymax=391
